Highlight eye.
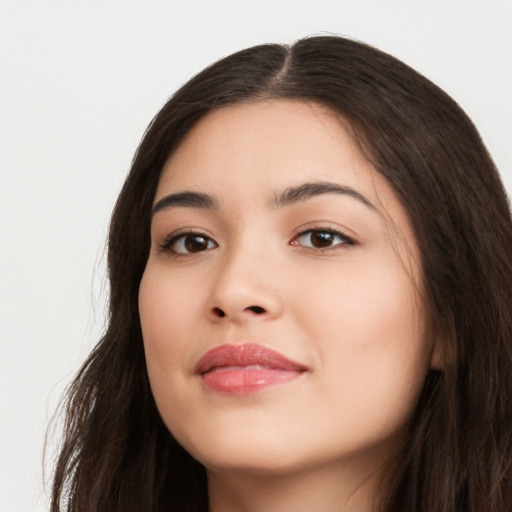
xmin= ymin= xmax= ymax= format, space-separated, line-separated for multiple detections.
xmin=161 ymin=232 xmax=217 ymax=255
xmin=291 ymin=229 xmax=355 ymax=250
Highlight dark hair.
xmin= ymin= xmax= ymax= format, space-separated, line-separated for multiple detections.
xmin=51 ymin=35 xmax=512 ymax=511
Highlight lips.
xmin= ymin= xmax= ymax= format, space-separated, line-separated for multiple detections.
xmin=195 ymin=343 xmax=307 ymax=394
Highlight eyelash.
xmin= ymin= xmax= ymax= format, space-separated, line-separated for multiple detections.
xmin=291 ymin=228 xmax=356 ymax=250
xmin=158 ymin=230 xmax=217 ymax=255
xmin=158 ymin=227 xmax=356 ymax=256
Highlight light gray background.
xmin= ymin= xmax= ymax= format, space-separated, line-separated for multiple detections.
xmin=1 ymin=1 xmax=511 ymax=511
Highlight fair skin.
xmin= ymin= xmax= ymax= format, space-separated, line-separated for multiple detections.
xmin=139 ymin=100 xmax=439 ymax=512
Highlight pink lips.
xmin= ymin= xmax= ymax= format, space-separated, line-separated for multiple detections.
xmin=195 ymin=343 xmax=307 ymax=394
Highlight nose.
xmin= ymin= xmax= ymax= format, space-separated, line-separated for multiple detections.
xmin=205 ymin=244 xmax=283 ymax=324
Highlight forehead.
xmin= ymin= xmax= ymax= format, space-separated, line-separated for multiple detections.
xmin=156 ymin=100 xmax=391 ymax=214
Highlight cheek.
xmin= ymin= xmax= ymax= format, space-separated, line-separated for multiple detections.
xmin=294 ymin=260 xmax=429 ymax=410
xmin=138 ymin=267 xmax=200 ymax=407
xmin=296 ymin=258 xmax=422 ymax=341
xmin=139 ymin=264 xmax=204 ymax=346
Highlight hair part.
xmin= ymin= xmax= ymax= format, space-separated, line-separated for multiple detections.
xmin=50 ymin=35 xmax=512 ymax=512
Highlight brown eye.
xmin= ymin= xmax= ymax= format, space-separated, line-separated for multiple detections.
xmin=293 ymin=229 xmax=354 ymax=249
xmin=184 ymin=234 xmax=209 ymax=252
xmin=166 ymin=233 xmax=217 ymax=254
xmin=309 ymin=231 xmax=336 ymax=248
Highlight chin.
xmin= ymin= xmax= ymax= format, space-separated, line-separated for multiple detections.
xmin=196 ymin=449 xmax=317 ymax=478
xmin=173 ymin=415 xmax=410 ymax=482
xmin=176 ymin=424 xmax=309 ymax=475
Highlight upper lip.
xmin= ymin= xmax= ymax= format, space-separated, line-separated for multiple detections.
xmin=195 ymin=343 xmax=308 ymax=374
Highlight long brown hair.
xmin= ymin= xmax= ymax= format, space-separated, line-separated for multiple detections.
xmin=51 ymin=36 xmax=512 ymax=511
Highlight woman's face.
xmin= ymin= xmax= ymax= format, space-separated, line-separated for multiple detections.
xmin=139 ymin=100 xmax=438 ymax=476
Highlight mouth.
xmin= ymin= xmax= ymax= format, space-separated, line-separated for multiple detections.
xmin=195 ymin=343 xmax=308 ymax=395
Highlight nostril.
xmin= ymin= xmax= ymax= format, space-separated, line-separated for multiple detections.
xmin=247 ymin=306 xmax=265 ymax=314
xmin=213 ymin=307 xmax=226 ymax=317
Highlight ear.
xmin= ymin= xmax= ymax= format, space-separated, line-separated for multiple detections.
xmin=429 ymin=338 xmax=445 ymax=370
xmin=427 ymin=311 xmax=457 ymax=371
xmin=429 ymin=328 xmax=457 ymax=370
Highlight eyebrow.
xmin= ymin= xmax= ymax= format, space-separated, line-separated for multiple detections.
xmin=152 ymin=181 xmax=376 ymax=217
xmin=152 ymin=191 xmax=218 ymax=216
xmin=271 ymin=181 xmax=376 ymax=211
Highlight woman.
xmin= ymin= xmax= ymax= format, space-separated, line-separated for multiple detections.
xmin=51 ymin=36 xmax=512 ymax=511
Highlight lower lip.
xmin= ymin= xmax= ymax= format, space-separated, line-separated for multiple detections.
xmin=201 ymin=366 xmax=303 ymax=394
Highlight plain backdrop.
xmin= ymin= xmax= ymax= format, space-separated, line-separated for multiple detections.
xmin=1 ymin=1 xmax=511 ymax=511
